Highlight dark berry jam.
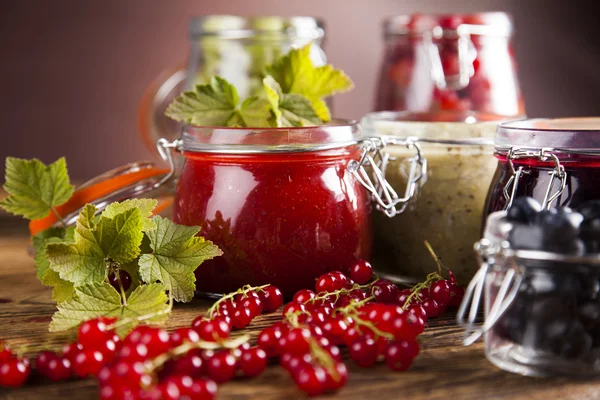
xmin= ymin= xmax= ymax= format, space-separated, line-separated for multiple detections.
xmin=484 ymin=155 xmax=600 ymax=217
xmin=375 ymin=12 xmax=524 ymax=117
xmin=174 ymin=147 xmax=372 ymax=297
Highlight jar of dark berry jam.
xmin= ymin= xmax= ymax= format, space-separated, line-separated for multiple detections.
xmin=164 ymin=122 xmax=373 ymax=297
xmin=459 ymin=211 xmax=600 ymax=377
xmin=484 ymin=118 xmax=600 ymax=219
xmin=375 ymin=12 xmax=524 ymax=117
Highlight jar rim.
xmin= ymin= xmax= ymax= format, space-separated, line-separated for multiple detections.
xmin=179 ymin=119 xmax=362 ymax=154
xmin=384 ymin=12 xmax=513 ymax=38
xmin=496 ymin=117 xmax=600 ymax=151
xmin=189 ymin=15 xmax=325 ymax=40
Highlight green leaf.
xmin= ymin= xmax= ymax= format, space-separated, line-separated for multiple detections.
xmin=49 ymin=282 xmax=170 ymax=333
xmin=42 ymin=269 xmax=75 ymax=303
xmin=165 ymin=76 xmax=239 ymax=126
xmin=264 ymin=44 xmax=353 ymax=122
xmin=238 ymin=96 xmax=272 ymax=128
xmin=102 ymin=199 xmax=158 ymax=232
xmin=138 ymin=216 xmax=222 ymax=302
xmin=95 ymin=207 xmax=144 ymax=264
xmin=0 ymin=157 xmax=74 ymax=220
xmin=47 ymin=204 xmax=107 ymax=285
xmin=263 ymin=76 xmax=321 ymax=127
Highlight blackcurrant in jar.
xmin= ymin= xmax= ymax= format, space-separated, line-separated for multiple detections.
xmin=375 ymin=13 xmax=524 ymax=118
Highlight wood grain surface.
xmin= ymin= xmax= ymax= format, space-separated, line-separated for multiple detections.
xmin=0 ymin=234 xmax=598 ymax=400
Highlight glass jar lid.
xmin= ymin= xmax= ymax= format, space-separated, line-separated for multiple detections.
xmin=179 ymin=120 xmax=362 ymax=154
xmin=189 ymin=15 xmax=325 ymax=40
xmin=384 ymin=12 xmax=513 ymax=38
xmin=495 ymin=117 xmax=600 ymax=153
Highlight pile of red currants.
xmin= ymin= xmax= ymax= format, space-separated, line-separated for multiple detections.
xmin=0 ymin=260 xmax=464 ymax=398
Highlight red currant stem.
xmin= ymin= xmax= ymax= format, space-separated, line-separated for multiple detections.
xmin=206 ymin=284 xmax=270 ymax=319
xmin=114 ymin=267 xmax=128 ymax=306
xmin=343 ymin=308 xmax=394 ymax=340
xmin=424 ymin=240 xmax=446 ymax=275
xmin=309 ymin=281 xmax=376 ymax=305
xmin=401 ymin=273 xmax=444 ymax=310
xmin=146 ymin=334 xmax=250 ymax=374
xmin=108 ymin=295 xmax=174 ymax=331
xmin=308 ymin=337 xmax=340 ymax=382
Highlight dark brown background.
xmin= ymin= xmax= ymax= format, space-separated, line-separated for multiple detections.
xmin=0 ymin=0 xmax=597 ymax=182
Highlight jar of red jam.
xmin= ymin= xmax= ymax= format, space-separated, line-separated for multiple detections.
xmin=375 ymin=12 xmax=524 ymax=117
xmin=168 ymin=122 xmax=373 ymax=297
xmin=484 ymin=118 xmax=600 ymax=218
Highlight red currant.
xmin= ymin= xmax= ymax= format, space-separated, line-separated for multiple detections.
xmin=349 ymin=337 xmax=378 ymax=367
xmin=123 ymin=326 xmax=170 ymax=358
xmin=408 ymin=304 xmax=428 ymax=321
xmin=384 ymin=341 xmax=414 ymax=371
xmin=315 ymin=271 xmax=347 ymax=293
xmin=187 ymin=377 xmax=217 ymax=400
xmin=235 ymin=292 xmax=264 ymax=317
xmin=45 ymin=357 xmax=72 ymax=382
xmin=72 ymin=349 xmax=104 ymax=377
xmin=371 ymin=280 xmax=400 ymax=304
xmin=279 ymin=328 xmax=311 ymax=356
xmin=282 ymin=302 xmax=305 ymax=317
xmin=193 ymin=316 xmax=231 ymax=342
xmin=0 ymin=357 xmax=30 ymax=388
xmin=448 ymin=270 xmax=457 ymax=285
xmin=0 ymin=341 xmax=12 ymax=362
xmin=293 ymin=364 xmax=326 ymax=396
xmin=292 ymin=289 xmax=316 ymax=304
xmin=260 ymin=285 xmax=284 ymax=312
xmin=396 ymin=288 xmax=412 ymax=307
xmin=78 ymin=317 xmax=114 ymax=349
xmin=324 ymin=362 xmax=348 ymax=392
xmin=35 ymin=350 xmax=57 ymax=376
xmin=117 ymin=343 xmax=149 ymax=362
xmin=280 ymin=352 xmax=311 ymax=373
xmin=238 ymin=347 xmax=267 ymax=377
xmin=257 ymin=326 xmax=283 ymax=357
xmin=61 ymin=342 xmax=84 ymax=364
xmin=350 ymin=260 xmax=373 ymax=284
xmin=430 ymin=280 xmax=451 ymax=305
xmin=421 ymin=298 xmax=441 ymax=318
xmin=232 ymin=307 xmax=253 ymax=329
xmin=170 ymin=327 xmax=200 ymax=347
xmin=448 ymin=283 xmax=465 ymax=307
xmin=206 ymin=351 xmax=236 ymax=383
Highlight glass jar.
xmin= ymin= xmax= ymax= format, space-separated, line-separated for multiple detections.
xmin=375 ymin=12 xmax=524 ymax=117
xmin=361 ymin=111 xmax=499 ymax=284
xmin=459 ymin=211 xmax=600 ymax=377
xmin=138 ymin=16 xmax=327 ymax=153
xmin=484 ymin=118 xmax=600 ymax=219
xmin=170 ymin=122 xmax=372 ymax=297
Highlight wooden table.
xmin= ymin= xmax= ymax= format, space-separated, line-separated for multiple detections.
xmin=0 ymin=232 xmax=598 ymax=400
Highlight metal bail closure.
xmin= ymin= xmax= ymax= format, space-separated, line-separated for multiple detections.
xmin=457 ymin=239 xmax=524 ymax=346
xmin=502 ymin=147 xmax=568 ymax=211
xmin=348 ymin=136 xmax=427 ymax=218
xmin=424 ymin=25 xmax=476 ymax=91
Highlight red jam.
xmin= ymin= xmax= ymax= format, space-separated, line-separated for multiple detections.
xmin=173 ymin=145 xmax=372 ymax=297
xmin=375 ymin=12 xmax=524 ymax=117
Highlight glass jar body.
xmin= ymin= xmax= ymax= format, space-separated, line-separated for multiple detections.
xmin=484 ymin=257 xmax=600 ymax=376
xmin=173 ymin=148 xmax=372 ymax=297
xmin=373 ymin=143 xmax=496 ymax=284
xmin=375 ymin=14 xmax=524 ymax=117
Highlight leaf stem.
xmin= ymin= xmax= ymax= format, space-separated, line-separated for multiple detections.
xmin=50 ymin=207 xmax=67 ymax=229
xmin=115 ymin=267 xmax=127 ymax=307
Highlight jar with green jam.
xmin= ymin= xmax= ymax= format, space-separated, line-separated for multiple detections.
xmin=358 ymin=111 xmax=503 ymax=284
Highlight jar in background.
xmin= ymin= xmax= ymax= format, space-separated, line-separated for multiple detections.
xmin=171 ymin=122 xmax=372 ymax=297
xmin=361 ymin=111 xmax=500 ymax=284
xmin=138 ymin=16 xmax=327 ymax=152
xmin=459 ymin=211 xmax=600 ymax=377
xmin=484 ymin=118 xmax=600 ymax=218
xmin=375 ymin=13 xmax=524 ymax=117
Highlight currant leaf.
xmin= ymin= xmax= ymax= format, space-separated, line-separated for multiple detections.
xmin=0 ymin=157 xmax=74 ymax=220
xmin=263 ymin=76 xmax=321 ymax=127
xmin=49 ymin=282 xmax=169 ymax=333
xmin=138 ymin=216 xmax=222 ymax=302
xmin=102 ymin=199 xmax=158 ymax=232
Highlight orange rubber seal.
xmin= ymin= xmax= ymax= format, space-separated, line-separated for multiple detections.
xmin=29 ymin=167 xmax=169 ymax=237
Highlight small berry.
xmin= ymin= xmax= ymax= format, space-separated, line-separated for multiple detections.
xmin=0 ymin=357 xmax=30 ymax=388
xmin=232 ymin=307 xmax=253 ymax=329
xmin=72 ymin=349 xmax=104 ymax=377
xmin=78 ymin=317 xmax=114 ymax=349
xmin=350 ymin=260 xmax=373 ymax=284
xmin=108 ymin=270 xmax=132 ymax=292
xmin=384 ymin=341 xmax=414 ymax=371
xmin=206 ymin=351 xmax=236 ymax=383
xmin=349 ymin=337 xmax=378 ymax=367
xmin=315 ymin=271 xmax=348 ymax=293
xmin=293 ymin=364 xmax=327 ymax=396
xmin=45 ymin=357 xmax=71 ymax=382
xmin=193 ymin=317 xmax=231 ymax=342
xmin=238 ymin=347 xmax=267 ymax=377
xmin=292 ymin=289 xmax=316 ymax=304
xmin=169 ymin=328 xmax=200 ymax=347
xmin=260 ymin=285 xmax=284 ymax=312
xmin=430 ymin=280 xmax=451 ymax=305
